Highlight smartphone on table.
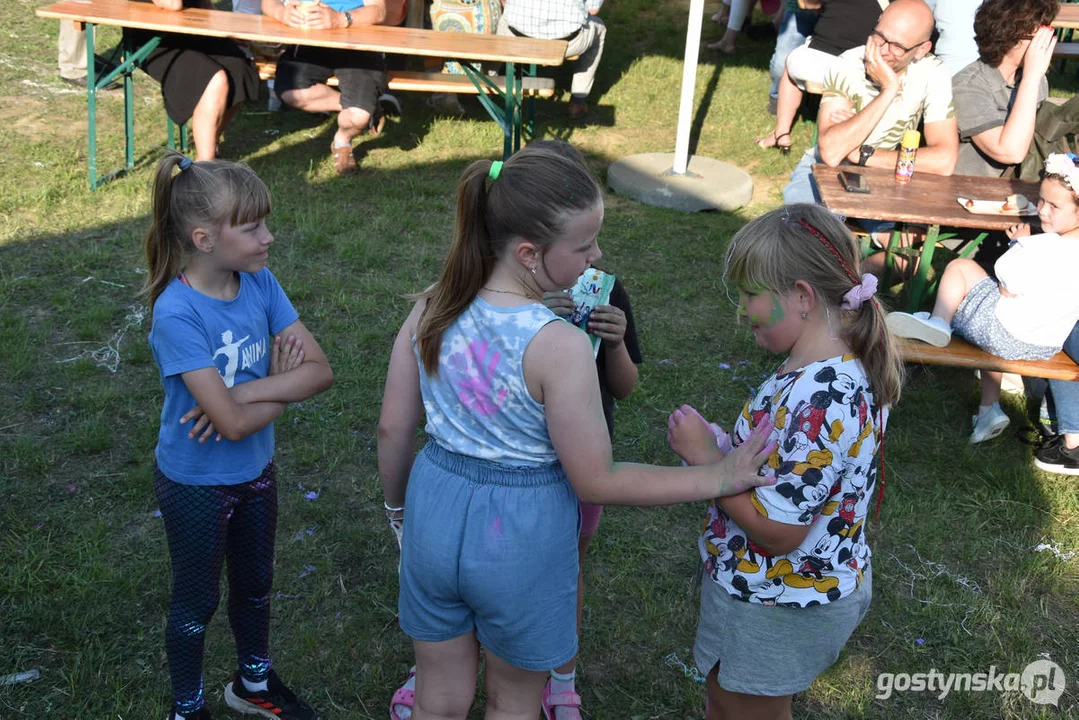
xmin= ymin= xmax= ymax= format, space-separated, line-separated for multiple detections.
xmin=838 ymin=170 xmax=870 ymax=194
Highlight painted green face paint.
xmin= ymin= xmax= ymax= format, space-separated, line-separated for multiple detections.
xmin=738 ymin=286 xmax=784 ymax=328
xmin=767 ymin=297 xmax=786 ymax=326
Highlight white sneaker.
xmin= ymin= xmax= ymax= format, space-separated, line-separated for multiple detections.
xmin=886 ymin=312 xmax=952 ymax=347
xmin=970 ymin=404 xmax=1010 ymax=444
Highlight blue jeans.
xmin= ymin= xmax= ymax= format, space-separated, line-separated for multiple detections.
xmin=1048 ymin=322 xmax=1079 ymax=434
xmin=784 ymin=149 xmax=899 ymax=234
xmin=769 ymin=9 xmax=818 ymax=100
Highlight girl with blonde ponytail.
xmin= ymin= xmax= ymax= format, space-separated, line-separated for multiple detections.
xmin=378 ymin=145 xmax=779 ymax=720
xmin=142 ymin=152 xmax=333 ymax=720
xmin=668 ymin=202 xmax=900 ymax=720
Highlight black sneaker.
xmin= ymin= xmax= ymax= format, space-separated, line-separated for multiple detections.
xmin=1034 ymin=435 xmax=1079 ymax=476
xmin=223 ymin=670 xmax=318 ymax=719
xmin=168 ymin=706 xmax=212 ymax=720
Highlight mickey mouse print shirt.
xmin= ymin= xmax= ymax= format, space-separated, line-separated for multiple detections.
xmin=699 ymin=354 xmax=887 ymax=608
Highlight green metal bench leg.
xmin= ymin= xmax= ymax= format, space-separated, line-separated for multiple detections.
xmin=86 ymin=22 xmax=98 ymax=191
xmin=527 ymin=62 xmax=537 ymax=138
xmin=123 ymin=36 xmax=135 ymax=170
xmin=907 ymin=223 xmax=941 ymax=312
xmin=503 ymin=61 xmax=516 ymax=159
xmin=882 ymin=228 xmax=900 ymax=291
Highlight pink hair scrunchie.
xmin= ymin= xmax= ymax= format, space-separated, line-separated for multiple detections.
xmin=841 ymin=273 xmax=878 ymax=310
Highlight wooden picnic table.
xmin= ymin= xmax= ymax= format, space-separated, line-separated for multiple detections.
xmin=811 ymin=164 xmax=1041 ymax=311
xmin=1053 ymin=4 xmax=1079 ymax=29
xmin=37 ymin=0 xmax=567 ymax=188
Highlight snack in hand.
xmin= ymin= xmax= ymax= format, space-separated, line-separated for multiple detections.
xmin=569 ymin=268 xmax=616 ymax=358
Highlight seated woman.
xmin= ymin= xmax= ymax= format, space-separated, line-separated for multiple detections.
xmin=886 ymin=155 xmax=1079 ymax=444
xmin=952 ymin=0 xmax=1058 ymax=178
xmin=756 ymin=0 xmax=881 ymax=153
xmin=125 ymin=0 xmax=259 ymax=161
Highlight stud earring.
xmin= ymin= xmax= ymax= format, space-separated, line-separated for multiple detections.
xmin=530 ymin=267 xmax=537 ymax=275
xmin=800 ymin=311 xmax=808 ymax=319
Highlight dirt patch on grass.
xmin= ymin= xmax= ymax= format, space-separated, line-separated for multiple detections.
xmin=0 ymin=94 xmax=87 ymax=143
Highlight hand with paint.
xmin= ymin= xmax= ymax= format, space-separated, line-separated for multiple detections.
xmin=713 ymin=417 xmax=779 ymax=496
xmin=668 ymin=404 xmax=732 ymax=465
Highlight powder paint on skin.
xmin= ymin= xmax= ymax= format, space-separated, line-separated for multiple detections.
xmin=737 ymin=289 xmax=784 ymax=329
xmin=767 ymin=297 xmax=786 ymax=326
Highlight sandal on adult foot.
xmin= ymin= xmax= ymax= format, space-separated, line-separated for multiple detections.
xmin=389 ymin=666 xmax=415 ymax=720
xmin=541 ymin=678 xmax=582 ymax=720
xmin=756 ymin=131 xmax=791 ymax=155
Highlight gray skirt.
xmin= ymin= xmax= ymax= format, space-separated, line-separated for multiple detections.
xmin=952 ymin=277 xmax=1058 ymax=361
xmin=694 ymin=568 xmax=872 ymax=696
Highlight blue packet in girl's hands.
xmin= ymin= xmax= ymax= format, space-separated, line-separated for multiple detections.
xmin=569 ymin=268 xmax=616 ymax=358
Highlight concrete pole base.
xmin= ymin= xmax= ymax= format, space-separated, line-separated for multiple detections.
xmin=607 ymin=153 xmax=753 ymax=212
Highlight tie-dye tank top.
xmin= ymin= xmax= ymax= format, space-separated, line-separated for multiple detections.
xmin=416 ymin=296 xmax=562 ymax=467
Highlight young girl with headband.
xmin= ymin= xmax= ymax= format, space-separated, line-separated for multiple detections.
xmin=669 ymin=203 xmax=901 ymax=720
xmin=888 ymin=153 xmax=1079 ymax=444
xmin=377 ymin=146 xmax=779 ymax=720
xmin=144 ymin=152 xmax=333 ymax=720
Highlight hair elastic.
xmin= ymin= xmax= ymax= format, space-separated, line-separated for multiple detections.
xmin=178 ymin=156 xmax=194 ymax=171
xmin=841 ymin=273 xmax=878 ymax=310
xmin=488 ymin=160 xmax=503 ymax=181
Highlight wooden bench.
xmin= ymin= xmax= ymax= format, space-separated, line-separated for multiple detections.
xmin=253 ymin=59 xmax=555 ymax=98
xmin=899 ymin=337 xmax=1079 ymax=381
xmin=1053 ymin=41 xmax=1079 ymax=57
xmin=37 ymin=0 xmax=567 ymax=189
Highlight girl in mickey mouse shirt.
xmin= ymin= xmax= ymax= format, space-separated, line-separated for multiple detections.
xmin=669 ymin=204 xmax=903 ymax=720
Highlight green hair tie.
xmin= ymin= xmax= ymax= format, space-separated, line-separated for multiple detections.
xmin=488 ymin=160 xmax=503 ymax=181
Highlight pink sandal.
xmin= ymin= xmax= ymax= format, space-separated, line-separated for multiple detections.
xmin=389 ymin=666 xmax=415 ymax=720
xmin=541 ymin=678 xmax=582 ymax=720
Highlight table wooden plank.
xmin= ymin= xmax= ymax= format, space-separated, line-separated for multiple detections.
xmin=812 ymin=165 xmax=1041 ymax=231
xmin=1054 ymin=4 xmax=1079 ymax=30
xmin=36 ymin=0 xmax=567 ymax=65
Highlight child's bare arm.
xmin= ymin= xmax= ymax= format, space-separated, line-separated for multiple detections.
xmin=229 ymin=320 xmax=334 ymax=405
xmin=716 ymin=492 xmax=812 ymax=556
xmin=591 ymin=304 xmax=638 ymax=398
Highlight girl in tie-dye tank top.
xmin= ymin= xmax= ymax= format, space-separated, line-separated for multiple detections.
xmin=377 ymin=143 xmax=779 ymax=720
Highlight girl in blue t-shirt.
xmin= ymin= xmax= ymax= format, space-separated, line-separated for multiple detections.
xmin=377 ymin=145 xmax=780 ymax=720
xmin=144 ymin=153 xmax=333 ymax=720
xmin=668 ymin=203 xmax=902 ymax=720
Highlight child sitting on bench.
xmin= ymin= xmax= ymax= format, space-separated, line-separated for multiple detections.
xmin=887 ymin=153 xmax=1079 ymax=444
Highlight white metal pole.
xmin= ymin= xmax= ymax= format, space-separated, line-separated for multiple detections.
xmin=673 ymin=0 xmax=705 ymax=174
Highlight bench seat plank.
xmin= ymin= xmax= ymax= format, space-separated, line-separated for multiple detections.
xmin=256 ymin=60 xmax=555 ymax=97
xmin=899 ymin=337 xmax=1079 ymax=381
xmin=1052 ymin=42 xmax=1079 ymax=58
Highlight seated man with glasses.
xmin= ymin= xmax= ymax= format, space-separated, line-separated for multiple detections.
xmin=782 ymin=0 xmax=958 ymax=275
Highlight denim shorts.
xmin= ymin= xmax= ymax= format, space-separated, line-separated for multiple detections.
xmin=398 ymin=442 xmax=581 ymax=671
xmin=694 ymin=568 xmax=872 ymax=696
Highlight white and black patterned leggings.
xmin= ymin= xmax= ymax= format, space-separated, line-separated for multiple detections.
xmin=153 ymin=461 xmax=277 ymax=715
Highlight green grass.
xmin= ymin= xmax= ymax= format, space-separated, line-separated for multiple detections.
xmin=1 ymin=1 xmax=1078 ymax=718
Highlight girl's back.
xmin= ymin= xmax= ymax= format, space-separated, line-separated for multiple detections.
xmin=418 ymin=296 xmax=562 ymax=466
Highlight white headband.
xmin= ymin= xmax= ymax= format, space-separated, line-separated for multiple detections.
xmin=1043 ymin=153 xmax=1079 ymax=193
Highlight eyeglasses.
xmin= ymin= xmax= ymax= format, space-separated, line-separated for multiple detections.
xmin=870 ymin=29 xmax=927 ymax=55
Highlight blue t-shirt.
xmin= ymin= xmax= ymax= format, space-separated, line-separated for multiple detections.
xmin=149 ymin=269 xmax=299 ymax=485
xmin=320 ymin=0 xmax=365 ymax=12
